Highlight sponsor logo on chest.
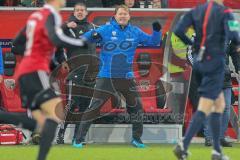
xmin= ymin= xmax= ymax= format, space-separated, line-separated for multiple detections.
xmin=110 ymin=31 xmax=135 ymax=41
xmin=79 ymin=30 xmax=84 ymax=35
xmin=111 ymin=31 xmax=118 ymax=40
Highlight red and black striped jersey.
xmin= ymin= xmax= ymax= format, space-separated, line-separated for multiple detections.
xmin=14 ymin=4 xmax=85 ymax=79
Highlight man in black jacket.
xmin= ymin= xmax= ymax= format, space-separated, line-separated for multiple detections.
xmin=56 ymin=2 xmax=97 ymax=144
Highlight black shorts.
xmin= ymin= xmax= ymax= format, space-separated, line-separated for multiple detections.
xmin=19 ymin=71 xmax=59 ymax=110
xmin=193 ymin=58 xmax=225 ymax=100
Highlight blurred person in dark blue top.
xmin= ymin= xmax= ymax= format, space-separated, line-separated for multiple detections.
xmin=73 ymin=4 xmax=162 ymax=149
xmin=124 ymin=0 xmax=140 ymax=8
xmin=173 ymin=0 xmax=240 ymax=160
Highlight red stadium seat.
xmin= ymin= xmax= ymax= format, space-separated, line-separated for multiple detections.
xmin=0 ymin=76 xmax=25 ymax=112
xmin=134 ymin=52 xmax=172 ymax=113
xmin=0 ymin=52 xmax=25 ymax=112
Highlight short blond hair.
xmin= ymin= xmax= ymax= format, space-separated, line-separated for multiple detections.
xmin=114 ymin=4 xmax=130 ymax=14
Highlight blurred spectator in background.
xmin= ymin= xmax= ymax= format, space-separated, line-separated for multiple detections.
xmin=30 ymin=0 xmax=44 ymax=7
xmin=19 ymin=0 xmax=41 ymax=7
xmin=152 ymin=0 xmax=161 ymax=8
xmin=159 ymin=0 xmax=168 ymax=8
xmin=3 ymin=0 xmax=20 ymax=6
xmin=20 ymin=0 xmax=32 ymax=6
xmin=0 ymin=1 xmax=4 ymax=6
xmin=140 ymin=0 xmax=168 ymax=9
xmin=124 ymin=0 xmax=140 ymax=8
xmin=1 ymin=0 xmax=44 ymax=7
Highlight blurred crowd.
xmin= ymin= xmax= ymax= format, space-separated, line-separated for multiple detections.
xmin=0 ymin=0 xmax=168 ymax=8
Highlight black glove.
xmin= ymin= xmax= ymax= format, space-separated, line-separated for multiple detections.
xmin=91 ymin=31 xmax=102 ymax=41
xmin=152 ymin=21 xmax=162 ymax=32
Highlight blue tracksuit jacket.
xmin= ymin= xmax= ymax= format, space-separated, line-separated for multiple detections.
xmin=83 ymin=17 xmax=161 ymax=78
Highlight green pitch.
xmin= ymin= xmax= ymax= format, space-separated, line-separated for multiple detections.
xmin=0 ymin=144 xmax=239 ymax=160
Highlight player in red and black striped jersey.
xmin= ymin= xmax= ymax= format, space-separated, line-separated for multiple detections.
xmin=14 ymin=4 xmax=85 ymax=78
xmin=0 ymin=0 xmax=86 ymax=160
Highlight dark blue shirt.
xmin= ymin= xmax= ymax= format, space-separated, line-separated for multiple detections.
xmin=174 ymin=2 xmax=240 ymax=61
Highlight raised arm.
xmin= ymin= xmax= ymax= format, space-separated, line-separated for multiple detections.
xmin=138 ymin=21 xmax=162 ymax=46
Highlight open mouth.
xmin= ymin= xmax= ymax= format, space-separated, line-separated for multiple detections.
xmin=78 ymin=14 xmax=83 ymax=17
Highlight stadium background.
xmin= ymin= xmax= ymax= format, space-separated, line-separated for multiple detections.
xmin=0 ymin=0 xmax=240 ymax=160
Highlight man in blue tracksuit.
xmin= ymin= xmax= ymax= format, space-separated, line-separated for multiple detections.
xmin=73 ymin=4 xmax=162 ymax=148
xmin=173 ymin=0 xmax=240 ymax=160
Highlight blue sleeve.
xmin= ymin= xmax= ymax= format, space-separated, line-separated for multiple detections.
xmin=224 ymin=10 xmax=240 ymax=45
xmin=174 ymin=11 xmax=194 ymax=45
xmin=0 ymin=46 xmax=3 ymax=75
xmin=82 ymin=25 xmax=106 ymax=43
xmin=138 ymin=28 xmax=162 ymax=46
xmin=82 ymin=30 xmax=94 ymax=42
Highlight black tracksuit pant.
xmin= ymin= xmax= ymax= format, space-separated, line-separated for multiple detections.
xmin=75 ymin=78 xmax=144 ymax=143
xmin=58 ymin=71 xmax=92 ymax=140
